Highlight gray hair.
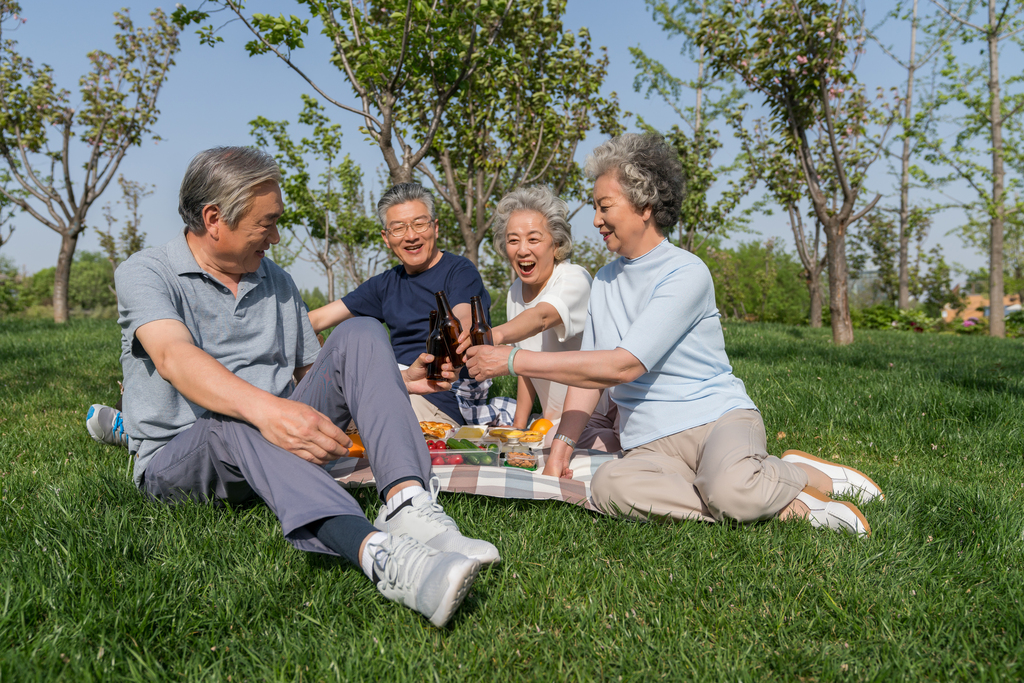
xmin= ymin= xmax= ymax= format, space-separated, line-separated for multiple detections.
xmin=178 ymin=147 xmax=282 ymax=235
xmin=584 ymin=133 xmax=683 ymax=230
xmin=491 ymin=186 xmax=573 ymax=264
xmin=376 ymin=182 xmax=437 ymax=228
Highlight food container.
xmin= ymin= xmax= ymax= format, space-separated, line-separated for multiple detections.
xmin=420 ymin=421 xmax=453 ymax=441
xmin=503 ymin=438 xmax=538 ymax=471
xmin=427 ymin=441 xmax=501 ymax=467
xmin=451 ymin=425 xmax=488 ymax=442
xmin=488 ymin=427 xmax=544 ymax=447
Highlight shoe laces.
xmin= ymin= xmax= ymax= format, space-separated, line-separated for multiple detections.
xmin=376 ymin=534 xmax=433 ymax=591
xmin=419 ymin=476 xmax=458 ymax=531
xmin=111 ymin=411 xmax=127 ymax=447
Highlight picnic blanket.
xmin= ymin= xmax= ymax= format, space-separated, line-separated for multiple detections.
xmin=327 ymin=449 xmax=621 ymax=513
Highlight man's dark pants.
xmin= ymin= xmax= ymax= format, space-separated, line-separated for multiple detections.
xmin=139 ymin=318 xmax=431 ymax=556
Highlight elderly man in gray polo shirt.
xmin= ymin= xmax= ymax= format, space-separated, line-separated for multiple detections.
xmin=115 ymin=146 xmax=498 ymax=628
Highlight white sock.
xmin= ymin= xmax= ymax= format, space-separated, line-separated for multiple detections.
xmin=360 ymin=531 xmax=388 ymax=581
xmin=385 ymin=484 xmax=425 ymax=515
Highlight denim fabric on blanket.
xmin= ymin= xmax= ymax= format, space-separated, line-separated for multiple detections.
xmin=453 ymin=377 xmax=516 ymax=425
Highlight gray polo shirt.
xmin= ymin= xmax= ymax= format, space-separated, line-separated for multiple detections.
xmin=116 ymin=229 xmax=321 ymax=486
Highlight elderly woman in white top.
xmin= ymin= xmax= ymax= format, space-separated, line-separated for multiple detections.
xmin=466 ymin=134 xmax=882 ymax=537
xmin=457 ymin=186 xmax=619 ymax=451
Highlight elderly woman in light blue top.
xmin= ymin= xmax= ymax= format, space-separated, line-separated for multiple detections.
xmin=466 ymin=133 xmax=883 ymax=536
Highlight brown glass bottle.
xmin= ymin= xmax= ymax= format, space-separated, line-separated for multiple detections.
xmin=425 ymin=310 xmax=446 ymax=380
xmin=434 ymin=290 xmax=465 ymax=369
xmin=469 ymin=295 xmax=493 ymax=346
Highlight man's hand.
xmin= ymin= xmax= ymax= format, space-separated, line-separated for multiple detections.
xmin=403 ymin=353 xmax=455 ymax=395
xmin=455 ymin=326 xmax=504 ymax=355
xmin=543 ymin=439 xmax=574 ymax=478
xmin=254 ymin=397 xmax=352 ymax=465
xmin=464 ymin=344 xmax=513 ymax=380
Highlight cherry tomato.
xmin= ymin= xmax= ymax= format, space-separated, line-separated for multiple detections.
xmin=431 ymin=455 xmax=446 ymax=466
xmin=446 ymin=453 xmax=463 ymax=465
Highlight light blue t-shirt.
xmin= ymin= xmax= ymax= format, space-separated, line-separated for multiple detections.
xmin=582 ymin=239 xmax=757 ymax=450
xmin=116 ymin=230 xmax=322 ymax=486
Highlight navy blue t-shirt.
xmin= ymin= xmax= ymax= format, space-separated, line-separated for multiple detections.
xmin=342 ymin=251 xmax=491 ymax=423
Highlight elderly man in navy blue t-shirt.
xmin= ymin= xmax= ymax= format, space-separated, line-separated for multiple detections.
xmin=309 ymin=183 xmax=494 ymax=427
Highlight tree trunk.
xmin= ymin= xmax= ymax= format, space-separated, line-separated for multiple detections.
xmin=808 ymin=268 xmax=823 ymax=328
xmin=53 ymin=232 xmax=79 ymax=324
xmin=824 ymin=227 xmax=854 ymax=345
xmin=897 ymin=0 xmax=919 ymax=310
xmin=987 ymin=0 xmax=1006 ymax=337
xmin=462 ymin=228 xmax=481 ymax=267
xmin=325 ymin=262 xmax=335 ymax=303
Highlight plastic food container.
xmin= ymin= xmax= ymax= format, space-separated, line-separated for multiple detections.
xmin=503 ymin=438 xmax=538 ymax=470
xmin=428 ymin=445 xmax=501 ymax=467
xmin=420 ymin=421 xmax=453 ymax=441
xmin=452 ymin=425 xmax=488 ymax=441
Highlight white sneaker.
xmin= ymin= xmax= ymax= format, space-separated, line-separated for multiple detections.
xmin=782 ymin=449 xmax=884 ymax=504
xmin=86 ymin=404 xmax=129 ymax=448
xmin=795 ymin=488 xmax=871 ymax=537
xmin=373 ymin=534 xmax=480 ymax=628
xmin=375 ymin=478 xmax=501 ymax=565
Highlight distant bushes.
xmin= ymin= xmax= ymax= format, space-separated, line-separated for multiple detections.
xmin=850 ymin=303 xmax=1024 ymax=338
xmin=0 ymin=251 xmax=118 ymax=318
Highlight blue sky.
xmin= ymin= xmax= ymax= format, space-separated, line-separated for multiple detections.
xmin=2 ymin=0 xmax=1014 ymax=292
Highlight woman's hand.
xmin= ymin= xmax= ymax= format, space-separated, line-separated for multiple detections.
xmin=542 ymin=439 xmax=574 ymax=478
xmin=464 ymin=344 xmax=513 ymax=380
xmin=403 ymin=353 xmax=455 ymax=395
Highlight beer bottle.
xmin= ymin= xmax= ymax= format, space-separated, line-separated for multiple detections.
xmin=434 ymin=290 xmax=465 ymax=369
xmin=469 ymin=295 xmax=493 ymax=346
xmin=425 ymin=310 xmax=446 ymax=380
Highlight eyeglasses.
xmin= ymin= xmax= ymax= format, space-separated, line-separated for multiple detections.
xmin=386 ymin=217 xmax=434 ymax=238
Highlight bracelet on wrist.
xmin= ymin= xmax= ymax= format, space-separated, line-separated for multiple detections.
xmin=553 ymin=433 xmax=577 ymax=449
xmin=507 ymin=347 xmax=519 ymax=377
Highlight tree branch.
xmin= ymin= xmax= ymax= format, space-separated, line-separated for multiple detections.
xmin=930 ymin=0 xmax=984 ymax=31
xmin=223 ymin=0 xmax=383 ymax=129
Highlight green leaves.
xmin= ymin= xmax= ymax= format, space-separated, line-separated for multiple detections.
xmin=247 ymin=13 xmax=308 ymax=55
xmin=0 ymin=6 xmax=179 ymax=321
xmin=249 ymin=95 xmax=382 ymax=295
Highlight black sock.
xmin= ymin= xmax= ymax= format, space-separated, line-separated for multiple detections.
xmin=308 ymin=514 xmax=378 ymax=569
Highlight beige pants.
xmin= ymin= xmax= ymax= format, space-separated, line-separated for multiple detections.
xmin=590 ymin=409 xmax=807 ymax=523
xmin=409 ymin=394 xmax=459 ymax=426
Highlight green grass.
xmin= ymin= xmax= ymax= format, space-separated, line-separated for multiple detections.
xmin=1 ymin=318 xmax=1022 ymax=681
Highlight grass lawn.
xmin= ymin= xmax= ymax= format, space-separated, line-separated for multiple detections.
xmin=1 ymin=318 xmax=1022 ymax=681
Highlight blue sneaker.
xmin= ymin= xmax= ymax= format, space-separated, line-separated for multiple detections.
xmin=86 ymin=404 xmax=128 ymax=448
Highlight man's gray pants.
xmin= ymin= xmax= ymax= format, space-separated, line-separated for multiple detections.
xmin=139 ymin=318 xmax=431 ymax=555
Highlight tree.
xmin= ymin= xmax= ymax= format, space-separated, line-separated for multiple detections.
xmin=0 ymin=3 xmax=178 ymax=323
xmin=920 ymin=0 xmax=1024 ymax=337
xmin=848 ymin=210 xmax=902 ymax=304
xmin=175 ymin=0 xmax=617 ymax=267
xmin=740 ymin=117 xmax=828 ymax=326
xmin=21 ymin=250 xmax=117 ymax=312
xmin=97 ymin=174 xmax=151 ymax=286
xmin=869 ymin=0 xmax=950 ymax=310
xmin=250 ymin=95 xmax=383 ymax=301
xmin=416 ymin=0 xmax=622 ymax=265
xmin=632 ymin=0 xmax=756 ymax=252
xmin=699 ymin=0 xmax=896 ymax=345
xmin=174 ymin=0 xmax=513 ymax=187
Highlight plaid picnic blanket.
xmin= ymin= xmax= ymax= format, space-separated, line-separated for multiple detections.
xmin=327 ymin=449 xmax=620 ymax=513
